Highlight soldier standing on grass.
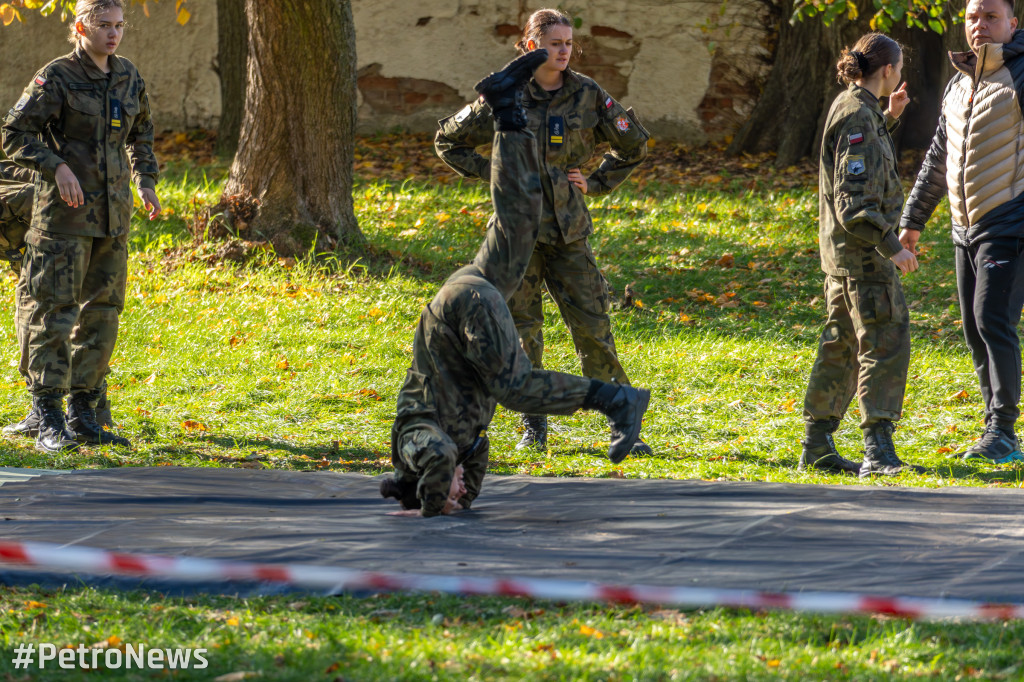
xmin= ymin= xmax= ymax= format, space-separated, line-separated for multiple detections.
xmin=435 ymin=9 xmax=653 ymax=456
xmin=0 ymin=160 xmax=115 ymax=432
xmin=801 ymin=33 xmax=926 ymax=478
xmin=381 ymin=50 xmax=650 ymax=517
xmin=1 ymin=0 xmax=158 ymax=453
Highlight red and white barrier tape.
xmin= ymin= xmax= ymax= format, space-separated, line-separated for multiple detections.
xmin=0 ymin=540 xmax=1021 ymax=620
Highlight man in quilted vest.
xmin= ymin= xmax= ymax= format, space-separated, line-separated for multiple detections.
xmin=900 ymin=0 xmax=1024 ymax=464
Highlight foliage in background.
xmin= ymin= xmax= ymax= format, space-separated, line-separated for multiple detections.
xmin=792 ymin=0 xmax=963 ymax=33
xmin=0 ymin=0 xmax=189 ymax=26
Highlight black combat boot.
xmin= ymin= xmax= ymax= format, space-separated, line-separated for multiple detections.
xmin=583 ymin=379 xmax=651 ymax=464
xmin=67 ymin=392 xmax=131 ymax=447
xmin=860 ymin=420 xmax=924 ymax=478
xmin=630 ymin=438 xmax=654 ymax=456
xmin=799 ymin=419 xmax=861 ymax=474
xmin=94 ymin=383 xmax=113 ymax=428
xmin=516 ymin=415 xmax=548 ymax=451
xmin=474 ymin=49 xmax=549 ymax=130
xmin=34 ymin=396 xmax=79 ymax=453
xmin=3 ymin=405 xmax=42 ymax=438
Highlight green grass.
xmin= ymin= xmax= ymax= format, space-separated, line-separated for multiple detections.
xmin=0 ymin=147 xmax=1022 ymax=679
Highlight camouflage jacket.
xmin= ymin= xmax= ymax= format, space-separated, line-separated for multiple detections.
xmin=435 ymin=69 xmax=649 ymax=245
xmin=2 ymin=47 xmax=159 ymax=238
xmin=818 ymin=84 xmax=904 ymax=280
xmin=0 ymin=160 xmax=32 ymax=262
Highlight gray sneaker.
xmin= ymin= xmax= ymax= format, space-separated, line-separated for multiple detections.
xmin=961 ymin=425 xmax=1024 ymax=464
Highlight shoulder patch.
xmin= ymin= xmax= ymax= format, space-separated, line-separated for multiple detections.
xmin=454 ymin=104 xmax=473 ymax=123
xmin=615 ymin=115 xmax=630 ymax=133
xmin=848 ymin=131 xmax=864 ymax=145
xmin=13 ymin=94 xmax=31 ymax=112
xmin=847 ymin=155 xmax=865 ymax=176
xmin=604 ymin=96 xmax=614 ymax=109
xmin=33 ymin=76 xmax=46 ymax=87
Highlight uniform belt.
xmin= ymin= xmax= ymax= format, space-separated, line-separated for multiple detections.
xmin=457 ymin=432 xmax=486 ymax=465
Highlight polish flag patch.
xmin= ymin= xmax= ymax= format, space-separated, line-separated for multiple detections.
xmin=848 ymin=131 xmax=864 ymax=145
xmin=605 ymin=97 xmax=614 ymax=109
xmin=34 ymin=76 xmax=46 ymax=87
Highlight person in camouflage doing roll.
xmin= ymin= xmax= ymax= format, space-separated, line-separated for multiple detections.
xmin=801 ymin=33 xmax=924 ymax=478
xmin=1 ymin=0 xmax=159 ymax=453
xmin=0 ymin=158 xmax=115 ymax=434
xmin=435 ymin=9 xmax=653 ymax=456
xmin=381 ymin=50 xmax=651 ymax=517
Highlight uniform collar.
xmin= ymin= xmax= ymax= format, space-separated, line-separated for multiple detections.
xmin=72 ymin=45 xmax=127 ymax=82
xmin=848 ymin=83 xmax=884 ymax=116
xmin=527 ymin=67 xmax=582 ymax=101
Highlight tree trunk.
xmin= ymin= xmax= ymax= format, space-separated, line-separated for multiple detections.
xmin=728 ymin=0 xmax=854 ymax=165
xmin=223 ymin=0 xmax=362 ymax=255
xmin=728 ymin=2 xmax=1024 ymax=164
xmin=214 ymin=0 xmax=247 ymax=158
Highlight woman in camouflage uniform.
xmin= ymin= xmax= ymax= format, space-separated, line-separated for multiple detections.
xmin=1 ymin=0 xmax=159 ymax=452
xmin=800 ymin=33 xmax=923 ymax=477
xmin=435 ymin=8 xmax=652 ymax=454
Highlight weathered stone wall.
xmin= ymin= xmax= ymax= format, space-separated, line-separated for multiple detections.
xmin=0 ymin=1 xmax=772 ymax=144
xmin=351 ymin=0 xmax=772 ymax=144
xmin=0 ymin=2 xmax=219 ymax=131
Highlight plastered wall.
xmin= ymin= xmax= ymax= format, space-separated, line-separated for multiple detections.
xmin=0 ymin=1 xmax=772 ymax=144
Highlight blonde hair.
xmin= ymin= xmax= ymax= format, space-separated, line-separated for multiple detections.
xmin=67 ymin=0 xmax=127 ymax=45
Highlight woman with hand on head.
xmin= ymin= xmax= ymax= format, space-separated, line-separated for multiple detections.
xmin=2 ymin=0 xmax=159 ymax=453
xmin=800 ymin=33 xmax=924 ymax=478
xmin=436 ymin=8 xmax=652 ymax=455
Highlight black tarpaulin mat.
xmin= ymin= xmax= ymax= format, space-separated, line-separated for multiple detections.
xmin=0 ymin=466 xmax=1022 ymax=601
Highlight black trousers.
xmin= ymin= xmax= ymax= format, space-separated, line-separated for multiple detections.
xmin=955 ymin=238 xmax=1024 ymax=428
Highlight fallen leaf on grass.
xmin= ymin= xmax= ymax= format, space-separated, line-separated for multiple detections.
xmin=937 ymin=446 xmax=954 ymax=454
xmin=182 ymin=420 xmax=208 ymax=432
xmin=579 ymin=624 xmax=605 ymax=638
xmin=948 ymin=390 xmax=970 ymax=402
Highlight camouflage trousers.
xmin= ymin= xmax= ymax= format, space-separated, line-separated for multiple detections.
xmin=16 ymin=230 xmax=128 ymax=397
xmin=509 ymin=236 xmax=628 ymax=388
xmin=803 ymin=271 xmax=910 ymax=429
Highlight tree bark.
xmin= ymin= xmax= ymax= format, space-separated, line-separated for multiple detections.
xmin=223 ymin=0 xmax=362 ymax=255
xmin=726 ymin=0 xmax=966 ymax=164
xmin=214 ymin=0 xmax=247 ymax=158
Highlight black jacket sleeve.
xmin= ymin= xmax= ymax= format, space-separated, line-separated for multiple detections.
xmin=899 ymin=80 xmax=955 ymax=232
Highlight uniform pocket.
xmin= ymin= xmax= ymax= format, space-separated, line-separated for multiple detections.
xmin=851 ymin=281 xmax=893 ymax=326
xmin=24 ymin=235 xmax=63 ymax=303
xmin=395 ymin=369 xmax=437 ymax=419
xmin=65 ymin=88 xmax=102 ymax=141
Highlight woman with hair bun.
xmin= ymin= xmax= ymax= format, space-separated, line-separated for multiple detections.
xmin=436 ymin=8 xmax=652 ymax=456
xmin=800 ymin=32 xmax=925 ymax=478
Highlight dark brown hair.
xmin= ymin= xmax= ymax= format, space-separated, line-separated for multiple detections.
xmin=836 ymin=32 xmax=903 ymax=85
xmin=514 ymin=8 xmax=581 ymax=57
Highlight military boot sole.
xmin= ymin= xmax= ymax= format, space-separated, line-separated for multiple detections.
xmin=630 ymin=439 xmax=654 ymax=456
xmin=798 ymin=452 xmax=861 ymax=475
xmin=3 ymin=420 xmax=40 ymax=438
xmin=35 ymin=438 xmax=79 ymax=454
xmin=515 ymin=435 xmax=546 ymax=452
xmin=70 ymin=428 xmax=131 ymax=448
xmin=608 ymin=389 xmax=651 ymax=465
